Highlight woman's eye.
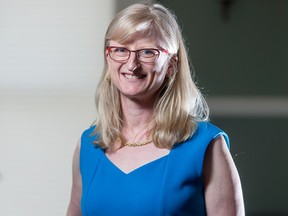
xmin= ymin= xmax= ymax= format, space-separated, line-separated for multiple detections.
xmin=143 ymin=50 xmax=154 ymax=55
xmin=114 ymin=48 xmax=127 ymax=53
xmin=140 ymin=49 xmax=156 ymax=56
xmin=116 ymin=48 xmax=126 ymax=52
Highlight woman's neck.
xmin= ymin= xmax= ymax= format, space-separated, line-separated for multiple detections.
xmin=120 ymin=95 xmax=155 ymax=132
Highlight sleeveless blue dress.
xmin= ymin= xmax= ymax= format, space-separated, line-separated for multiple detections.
xmin=80 ymin=121 xmax=229 ymax=216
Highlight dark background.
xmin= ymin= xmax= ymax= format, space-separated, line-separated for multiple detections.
xmin=156 ymin=0 xmax=288 ymax=215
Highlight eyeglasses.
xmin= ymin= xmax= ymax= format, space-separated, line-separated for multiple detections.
xmin=106 ymin=46 xmax=169 ymax=63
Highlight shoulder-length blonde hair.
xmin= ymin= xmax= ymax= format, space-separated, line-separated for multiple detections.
xmin=93 ymin=3 xmax=209 ymax=149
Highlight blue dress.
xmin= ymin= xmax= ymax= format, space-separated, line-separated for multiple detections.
xmin=80 ymin=121 xmax=229 ymax=216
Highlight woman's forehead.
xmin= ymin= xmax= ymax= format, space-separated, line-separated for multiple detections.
xmin=108 ymin=32 xmax=165 ymax=48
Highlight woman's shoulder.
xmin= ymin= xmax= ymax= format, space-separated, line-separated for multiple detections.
xmin=197 ymin=121 xmax=221 ymax=131
xmin=193 ymin=121 xmax=230 ymax=149
xmin=81 ymin=124 xmax=97 ymax=138
xmin=80 ymin=125 xmax=100 ymax=152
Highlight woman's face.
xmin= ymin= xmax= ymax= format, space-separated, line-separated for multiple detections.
xmin=106 ymin=35 xmax=171 ymax=102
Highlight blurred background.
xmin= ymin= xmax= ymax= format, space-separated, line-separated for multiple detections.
xmin=0 ymin=0 xmax=287 ymax=215
xmin=158 ymin=1 xmax=288 ymax=216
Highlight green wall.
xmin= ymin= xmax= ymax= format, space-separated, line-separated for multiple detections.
xmin=214 ymin=117 xmax=288 ymax=215
xmin=158 ymin=0 xmax=288 ymax=96
xmin=158 ymin=0 xmax=288 ymax=215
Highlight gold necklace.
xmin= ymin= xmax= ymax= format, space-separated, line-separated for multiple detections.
xmin=124 ymin=139 xmax=153 ymax=147
xmin=122 ymin=120 xmax=153 ymax=147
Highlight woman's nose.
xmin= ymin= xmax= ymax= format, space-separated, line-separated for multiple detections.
xmin=127 ymin=52 xmax=139 ymax=72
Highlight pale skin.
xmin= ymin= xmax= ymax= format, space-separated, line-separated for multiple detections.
xmin=67 ymin=35 xmax=245 ymax=216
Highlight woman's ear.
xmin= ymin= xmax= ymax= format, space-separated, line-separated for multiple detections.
xmin=167 ymin=55 xmax=178 ymax=77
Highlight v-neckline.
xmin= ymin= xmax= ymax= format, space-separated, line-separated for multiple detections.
xmin=101 ymin=150 xmax=171 ymax=175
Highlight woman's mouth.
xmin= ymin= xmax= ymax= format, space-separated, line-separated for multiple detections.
xmin=123 ymin=73 xmax=146 ymax=79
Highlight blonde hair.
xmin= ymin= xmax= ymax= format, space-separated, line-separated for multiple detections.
xmin=94 ymin=3 xmax=209 ymax=149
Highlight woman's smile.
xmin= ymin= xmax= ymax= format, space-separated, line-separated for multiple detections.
xmin=122 ymin=73 xmax=147 ymax=80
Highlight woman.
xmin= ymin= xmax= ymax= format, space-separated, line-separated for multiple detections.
xmin=67 ymin=3 xmax=244 ymax=216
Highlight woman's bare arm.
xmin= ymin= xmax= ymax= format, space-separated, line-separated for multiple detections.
xmin=204 ymin=135 xmax=245 ymax=216
xmin=67 ymin=140 xmax=82 ymax=216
